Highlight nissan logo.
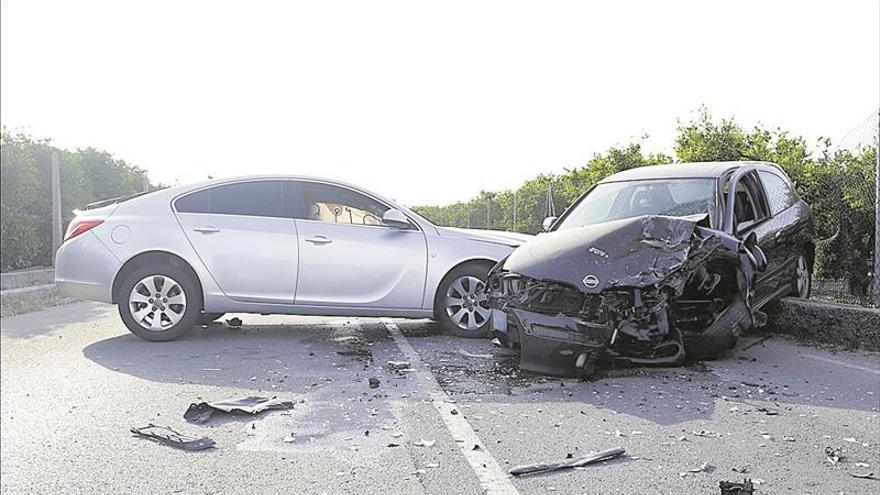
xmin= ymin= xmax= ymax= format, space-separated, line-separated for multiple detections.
xmin=583 ymin=274 xmax=599 ymax=288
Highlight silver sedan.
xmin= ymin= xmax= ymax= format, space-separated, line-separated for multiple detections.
xmin=55 ymin=176 xmax=529 ymax=341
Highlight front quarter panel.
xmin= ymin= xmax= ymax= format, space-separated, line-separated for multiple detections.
xmin=423 ymin=235 xmax=516 ymax=310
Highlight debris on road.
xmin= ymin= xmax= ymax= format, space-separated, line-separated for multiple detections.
xmin=282 ymin=435 xmax=295 ymax=443
xmin=385 ymin=360 xmax=412 ymax=372
xmin=741 ymin=335 xmax=772 ymax=350
xmin=368 ymin=377 xmax=381 ymax=389
xmin=414 ymin=439 xmax=436 ymax=447
xmin=848 ymin=471 xmax=880 ymax=481
xmin=509 ymin=447 xmax=625 ymax=476
xmin=719 ymin=479 xmax=755 ymax=494
xmin=458 ymin=349 xmax=493 ymax=359
xmin=184 ymin=396 xmax=296 ymax=423
xmin=225 ymin=317 xmax=242 ymax=327
xmin=688 ymin=461 xmax=716 ymax=473
xmin=825 ymin=446 xmax=844 ymax=465
xmin=130 ymin=424 xmax=215 ymax=451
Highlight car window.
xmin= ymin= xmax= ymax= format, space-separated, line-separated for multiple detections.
xmin=759 ymin=170 xmax=796 ymax=215
xmin=175 ymin=180 xmax=289 ymax=218
xmin=555 ymin=179 xmax=715 ymax=230
xmin=297 ymin=182 xmax=389 ymax=226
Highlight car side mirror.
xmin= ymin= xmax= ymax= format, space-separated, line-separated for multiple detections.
xmin=743 ymin=231 xmax=768 ymax=272
xmin=542 ymin=216 xmax=558 ymax=232
xmin=382 ymin=209 xmax=412 ymax=229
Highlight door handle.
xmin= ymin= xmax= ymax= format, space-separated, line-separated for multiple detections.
xmin=305 ymin=235 xmax=332 ymax=244
xmin=193 ymin=226 xmax=221 ymax=234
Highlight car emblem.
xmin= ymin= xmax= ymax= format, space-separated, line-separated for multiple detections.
xmin=583 ymin=274 xmax=599 ymax=288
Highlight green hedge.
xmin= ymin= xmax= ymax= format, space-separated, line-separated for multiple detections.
xmin=0 ymin=129 xmax=156 ymax=271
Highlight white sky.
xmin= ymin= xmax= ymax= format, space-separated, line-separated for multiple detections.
xmin=2 ymin=1 xmax=878 ymax=205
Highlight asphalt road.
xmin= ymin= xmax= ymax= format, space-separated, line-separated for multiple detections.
xmin=2 ymin=301 xmax=878 ymax=495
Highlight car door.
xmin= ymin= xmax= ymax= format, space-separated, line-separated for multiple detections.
xmin=174 ymin=180 xmax=299 ymax=304
xmin=292 ymin=180 xmax=427 ymax=309
xmin=757 ymin=170 xmax=803 ymax=293
xmin=728 ymin=172 xmax=785 ymax=304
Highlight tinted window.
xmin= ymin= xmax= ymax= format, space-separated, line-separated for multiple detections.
xmin=175 ymin=181 xmax=289 ymax=218
xmin=298 ymin=182 xmax=389 ymax=226
xmin=759 ymin=171 xmax=796 ymax=215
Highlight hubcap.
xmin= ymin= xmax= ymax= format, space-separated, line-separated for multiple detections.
xmin=795 ymin=255 xmax=810 ymax=298
xmin=129 ymin=275 xmax=187 ymax=331
xmin=445 ymin=275 xmax=490 ymax=331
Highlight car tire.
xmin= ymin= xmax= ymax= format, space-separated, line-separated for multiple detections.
xmin=117 ymin=263 xmax=202 ymax=342
xmin=435 ymin=262 xmax=493 ymax=338
xmin=682 ymin=297 xmax=750 ymax=360
xmin=198 ymin=312 xmax=225 ymax=325
xmin=792 ymin=251 xmax=812 ymax=299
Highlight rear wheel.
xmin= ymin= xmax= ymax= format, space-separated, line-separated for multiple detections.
xmin=117 ymin=264 xmax=201 ymax=342
xmin=435 ymin=262 xmax=492 ymax=338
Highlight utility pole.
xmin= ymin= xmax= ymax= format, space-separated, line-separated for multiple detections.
xmin=467 ymin=207 xmax=471 ymax=228
xmin=143 ymin=173 xmax=150 ymax=193
xmin=874 ymin=108 xmax=880 ymax=307
xmin=51 ymin=152 xmax=62 ymax=264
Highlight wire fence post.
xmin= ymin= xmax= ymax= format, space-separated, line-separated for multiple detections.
xmin=513 ymin=190 xmax=518 ymax=232
xmin=486 ymin=200 xmax=491 ymax=229
xmin=50 ymin=151 xmax=62 ymax=264
xmin=874 ymin=109 xmax=880 ymax=307
xmin=466 ymin=207 xmax=471 ymax=228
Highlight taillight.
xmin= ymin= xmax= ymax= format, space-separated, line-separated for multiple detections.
xmin=64 ymin=218 xmax=104 ymax=241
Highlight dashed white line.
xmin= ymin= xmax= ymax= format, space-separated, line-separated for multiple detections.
xmin=381 ymin=318 xmax=520 ymax=495
xmin=800 ymin=354 xmax=880 ymax=375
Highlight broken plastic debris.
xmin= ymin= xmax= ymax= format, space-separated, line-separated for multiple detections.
xmin=131 ymin=424 xmax=215 ymax=451
xmin=283 ymin=435 xmax=295 ymax=443
xmin=225 ymin=317 xmax=242 ymax=327
xmin=688 ymin=461 xmax=715 ymax=473
xmin=414 ymin=439 xmax=436 ymax=447
xmin=719 ymin=479 xmax=754 ymax=495
xmin=368 ymin=377 xmax=381 ymax=389
xmin=458 ymin=349 xmax=493 ymax=359
xmin=386 ymin=360 xmax=411 ymax=372
xmin=825 ymin=446 xmax=844 ymax=464
xmin=184 ymin=396 xmax=296 ymax=423
xmin=509 ymin=447 xmax=625 ymax=476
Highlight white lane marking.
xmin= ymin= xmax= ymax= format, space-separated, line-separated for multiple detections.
xmin=381 ymin=318 xmax=520 ymax=495
xmin=801 ymin=354 xmax=880 ymax=375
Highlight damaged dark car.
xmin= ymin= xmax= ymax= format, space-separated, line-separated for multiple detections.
xmin=488 ymin=162 xmax=814 ymax=377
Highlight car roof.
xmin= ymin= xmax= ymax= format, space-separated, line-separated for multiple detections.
xmin=598 ymin=161 xmax=785 ymax=183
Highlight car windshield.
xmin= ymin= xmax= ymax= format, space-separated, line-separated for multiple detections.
xmin=555 ymin=179 xmax=716 ymax=230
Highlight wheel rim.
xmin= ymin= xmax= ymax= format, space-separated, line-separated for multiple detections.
xmin=795 ymin=255 xmax=810 ymax=298
xmin=445 ymin=275 xmax=490 ymax=331
xmin=129 ymin=275 xmax=187 ymax=331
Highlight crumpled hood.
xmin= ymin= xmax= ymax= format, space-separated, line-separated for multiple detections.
xmin=439 ymin=227 xmax=533 ymax=247
xmin=502 ymin=215 xmax=711 ymax=293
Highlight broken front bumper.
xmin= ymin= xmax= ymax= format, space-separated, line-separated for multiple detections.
xmin=492 ymin=307 xmax=612 ymax=377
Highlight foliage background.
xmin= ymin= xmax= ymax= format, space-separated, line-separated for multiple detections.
xmin=1 ymin=129 xmax=157 ymax=271
xmin=413 ymin=109 xmax=878 ymax=297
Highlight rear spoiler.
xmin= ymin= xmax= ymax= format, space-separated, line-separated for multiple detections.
xmin=84 ymin=191 xmax=150 ymax=210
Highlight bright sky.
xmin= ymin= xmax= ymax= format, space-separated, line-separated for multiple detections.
xmin=2 ymin=1 xmax=878 ymax=205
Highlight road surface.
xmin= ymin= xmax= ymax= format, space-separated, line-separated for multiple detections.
xmin=2 ymin=301 xmax=878 ymax=494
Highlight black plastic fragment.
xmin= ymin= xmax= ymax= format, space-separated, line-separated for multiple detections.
xmin=719 ymin=479 xmax=755 ymax=494
xmin=131 ymin=424 xmax=215 ymax=451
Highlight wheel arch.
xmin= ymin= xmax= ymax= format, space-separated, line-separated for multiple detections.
xmin=431 ymin=257 xmax=496 ymax=317
xmin=111 ymin=250 xmax=204 ymax=308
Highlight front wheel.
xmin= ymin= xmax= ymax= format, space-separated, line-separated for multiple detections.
xmin=117 ymin=264 xmax=201 ymax=342
xmin=435 ymin=262 xmax=493 ymax=338
xmin=793 ymin=252 xmax=812 ymax=298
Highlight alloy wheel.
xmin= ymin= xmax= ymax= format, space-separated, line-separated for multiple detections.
xmin=129 ymin=275 xmax=187 ymax=331
xmin=445 ymin=275 xmax=491 ymax=331
xmin=795 ymin=255 xmax=810 ymax=298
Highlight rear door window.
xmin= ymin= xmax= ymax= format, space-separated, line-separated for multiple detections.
xmin=175 ymin=180 xmax=291 ymax=218
xmin=759 ymin=170 xmax=797 ymax=215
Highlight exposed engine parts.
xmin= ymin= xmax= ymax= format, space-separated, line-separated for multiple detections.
xmin=488 ymin=214 xmax=768 ymax=377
